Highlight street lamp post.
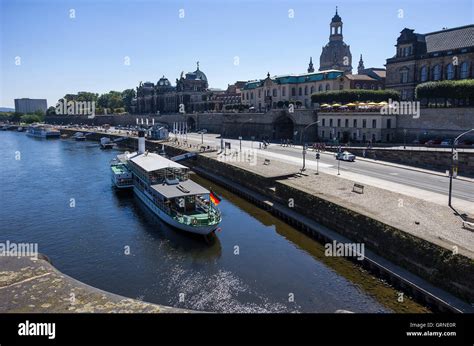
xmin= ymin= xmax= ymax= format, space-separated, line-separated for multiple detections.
xmin=301 ymin=120 xmax=320 ymax=171
xmin=403 ymin=129 xmax=407 ymax=149
xmin=449 ymin=128 xmax=474 ymax=207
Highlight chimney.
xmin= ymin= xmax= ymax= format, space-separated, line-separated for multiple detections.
xmin=138 ymin=130 xmax=145 ymax=154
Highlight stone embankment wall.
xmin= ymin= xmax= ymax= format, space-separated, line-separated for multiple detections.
xmin=396 ymin=107 xmax=474 ymax=142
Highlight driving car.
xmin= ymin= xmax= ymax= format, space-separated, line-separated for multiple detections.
xmin=335 ymin=151 xmax=356 ymax=162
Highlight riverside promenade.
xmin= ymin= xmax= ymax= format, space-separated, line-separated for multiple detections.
xmin=44 ymin=127 xmax=474 ymax=311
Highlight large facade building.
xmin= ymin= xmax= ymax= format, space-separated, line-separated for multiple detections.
xmin=385 ymin=25 xmax=474 ymax=100
xmin=241 ymin=70 xmax=346 ymax=111
xmin=317 ymin=112 xmax=397 ymax=143
xmin=133 ymin=63 xmax=244 ymax=114
xmin=14 ymin=98 xmax=47 ymax=114
xmin=134 ymin=63 xmax=209 ymax=114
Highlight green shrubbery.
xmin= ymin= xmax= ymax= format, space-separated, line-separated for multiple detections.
xmin=311 ymin=89 xmax=400 ymax=104
xmin=415 ymin=80 xmax=474 ymax=106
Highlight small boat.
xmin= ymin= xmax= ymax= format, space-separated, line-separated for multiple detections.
xmin=100 ymin=137 xmax=114 ymax=149
xmin=73 ymin=132 xmax=86 ymax=141
xmin=26 ymin=124 xmax=61 ymax=138
xmin=110 ymin=158 xmax=134 ymax=189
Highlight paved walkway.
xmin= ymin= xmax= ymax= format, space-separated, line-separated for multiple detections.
xmin=198 ymin=149 xmax=474 ymax=260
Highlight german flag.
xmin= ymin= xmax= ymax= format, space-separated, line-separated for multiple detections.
xmin=209 ymin=190 xmax=221 ymax=206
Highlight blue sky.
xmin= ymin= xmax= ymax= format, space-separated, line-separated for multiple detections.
xmin=1 ymin=0 xmax=473 ymax=108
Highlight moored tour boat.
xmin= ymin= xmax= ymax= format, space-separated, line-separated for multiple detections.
xmin=26 ymin=124 xmax=60 ymax=138
xmin=110 ymin=131 xmax=221 ymax=235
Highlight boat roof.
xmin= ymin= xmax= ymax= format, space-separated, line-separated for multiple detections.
xmin=130 ymin=152 xmax=187 ymax=172
xmin=151 ymin=179 xmax=209 ymax=198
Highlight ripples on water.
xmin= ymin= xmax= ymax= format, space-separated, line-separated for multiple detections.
xmin=0 ymin=132 xmax=389 ymax=313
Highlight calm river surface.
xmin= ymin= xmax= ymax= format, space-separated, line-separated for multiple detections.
xmin=0 ymin=131 xmax=428 ymax=313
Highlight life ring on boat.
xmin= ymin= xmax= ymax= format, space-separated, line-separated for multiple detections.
xmin=192 ymin=218 xmax=198 ymax=226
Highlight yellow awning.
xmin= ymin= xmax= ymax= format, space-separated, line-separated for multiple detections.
xmin=332 ymin=103 xmax=342 ymax=107
xmin=357 ymin=102 xmax=367 ymax=106
xmin=345 ymin=103 xmax=357 ymax=107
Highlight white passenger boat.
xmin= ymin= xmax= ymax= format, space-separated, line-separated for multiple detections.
xmin=26 ymin=124 xmax=61 ymax=138
xmin=100 ymin=137 xmax=114 ymax=149
xmin=110 ymin=131 xmax=221 ymax=235
xmin=73 ymin=132 xmax=86 ymax=141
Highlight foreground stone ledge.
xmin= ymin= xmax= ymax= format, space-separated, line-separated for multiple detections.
xmin=0 ymin=255 xmax=193 ymax=313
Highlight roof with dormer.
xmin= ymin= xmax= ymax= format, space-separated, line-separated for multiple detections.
xmin=242 ymin=70 xmax=344 ymax=90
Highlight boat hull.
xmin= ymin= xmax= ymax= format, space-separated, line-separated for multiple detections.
xmin=133 ymin=186 xmax=219 ymax=235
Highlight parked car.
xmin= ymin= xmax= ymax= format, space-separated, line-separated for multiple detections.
xmin=440 ymin=139 xmax=453 ymax=146
xmin=335 ymin=151 xmax=356 ymax=162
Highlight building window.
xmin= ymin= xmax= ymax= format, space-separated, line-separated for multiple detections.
xmin=330 ymin=119 xmax=333 ymax=127
xmin=345 ymin=119 xmax=349 ymax=127
xmin=321 ymin=130 xmax=325 ymax=138
xmin=337 ymin=119 xmax=341 ymax=127
xmin=304 ymin=86 xmax=308 ymax=95
xmin=299 ymin=87 xmax=302 ymax=96
xmin=282 ymin=87 xmax=286 ymax=97
xmin=432 ymin=65 xmax=441 ymax=81
xmin=460 ymin=62 xmax=469 ymax=79
xmin=353 ymin=119 xmax=357 ymax=128
xmin=258 ymin=90 xmax=261 ymax=98
xmin=326 ymin=84 xmax=331 ymax=91
xmin=355 ymin=83 xmax=361 ymax=89
xmin=446 ymin=64 xmax=455 ymax=80
xmin=372 ymin=119 xmax=376 ymax=128
xmin=310 ymin=86 xmax=315 ymax=93
xmin=318 ymin=85 xmax=323 ymax=92
xmin=292 ymin=88 xmax=296 ymax=96
xmin=420 ymin=66 xmax=428 ymax=82
xmin=251 ymin=92 xmax=254 ymax=100
xmin=387 ymin=119 xmax=392 ymax=129
xmin=322 ymin=118 xmax=326 ymax=126
xmin=272 ymin=89 xmax=277 ymax=97
xmin=400 ymin=68 xmax=409 ymax=83
xmin=362 ymin=119 xmax=367 ymax=128
xmin=401 ymin=89 xmax=408 ymax=100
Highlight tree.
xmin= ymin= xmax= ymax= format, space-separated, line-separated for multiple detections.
xmin=20 ymin=114 xmax=42 ymax=124
xmin=121 ymin=89 xmax=136 ymax=113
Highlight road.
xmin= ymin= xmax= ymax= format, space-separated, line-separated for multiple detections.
xmin=184 ymin=132 xmax=474 ymax=203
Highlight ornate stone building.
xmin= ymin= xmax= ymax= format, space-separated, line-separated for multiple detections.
xmin=319 ymin=8 xmax=352 ymax=74
xmin=385 ymin=25 xmax=474 ymax=100
xmin=133 ymin=63 xmax=216 ymax=114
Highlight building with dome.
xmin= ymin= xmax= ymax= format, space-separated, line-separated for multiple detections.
xmin=319 ymin=7 xmax=353 ymax=74
xmin=133 ymin=62 xmax=219 ymax=114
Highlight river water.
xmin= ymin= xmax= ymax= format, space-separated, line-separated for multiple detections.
xmin=0 ymin=131 xmax=428 ymax=313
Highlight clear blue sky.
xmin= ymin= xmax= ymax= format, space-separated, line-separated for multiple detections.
xmin=1 ymin=0 xmax=472 ymax=108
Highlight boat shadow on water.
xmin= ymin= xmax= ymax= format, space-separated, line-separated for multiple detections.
xmin=113 ymin=188 xmax=222 ymax=259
